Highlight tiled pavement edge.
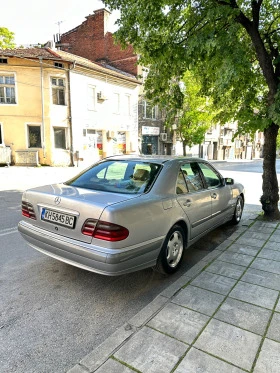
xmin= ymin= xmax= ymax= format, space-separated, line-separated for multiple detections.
xmin=68 ymin=212 xmax=280 ymax=373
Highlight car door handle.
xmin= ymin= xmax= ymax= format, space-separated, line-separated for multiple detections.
xmin=211 ymin=193 xmax=217 ymax=199
xmin=183 ymin=199 xmax=192 ymax=207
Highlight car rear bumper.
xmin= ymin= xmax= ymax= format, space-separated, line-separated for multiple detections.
xmin=18 ymin=220 xmax=163 ymax=276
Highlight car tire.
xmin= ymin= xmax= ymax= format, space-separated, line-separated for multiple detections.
xmin=155 ymin=224 xmax=185 ymax=275
xmin=231 ymin=196 xmax=244 ymax=224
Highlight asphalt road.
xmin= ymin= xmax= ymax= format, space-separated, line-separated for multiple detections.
xmin=0 ymin=160 xmax=266 ymax=373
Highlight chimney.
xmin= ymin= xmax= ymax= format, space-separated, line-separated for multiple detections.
xmin=88 ymin=8 xmax=111 ymax=38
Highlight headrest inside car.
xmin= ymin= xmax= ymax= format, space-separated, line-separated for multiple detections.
xmin=133 ymin=169 xmax=150 ymax=181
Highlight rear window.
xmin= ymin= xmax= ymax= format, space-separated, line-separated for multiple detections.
xmin=65 ymin=160 xmax=161 ymax=194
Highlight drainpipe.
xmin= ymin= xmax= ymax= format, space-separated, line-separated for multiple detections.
xmin=39 ymin=57 xmax=46 ymax=159
xmin=68 ymin=61 xmax=76 ymax=167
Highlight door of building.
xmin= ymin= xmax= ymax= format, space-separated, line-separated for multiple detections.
xmin=142 ymin=135 xmax=158 ymax=155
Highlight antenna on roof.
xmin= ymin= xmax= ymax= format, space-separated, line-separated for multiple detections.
xmin=55 ymin=20 xmax=64 ymax=34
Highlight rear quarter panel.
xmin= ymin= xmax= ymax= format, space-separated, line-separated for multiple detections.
xmin=96 ymin=193 xmax=189 ymax=249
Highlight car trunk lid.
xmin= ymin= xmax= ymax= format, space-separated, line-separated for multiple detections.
xmin=22 ymin=183 xmax=138 ymax=243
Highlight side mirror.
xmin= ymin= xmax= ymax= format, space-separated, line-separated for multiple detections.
xmin=224 ymin=177 xmax=234 ymax=185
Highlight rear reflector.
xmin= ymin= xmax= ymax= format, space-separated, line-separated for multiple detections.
xmin=22 ymin=201 xmax=36 ymax=220
xmin=82 ymin=219 xmax=129 ymax=241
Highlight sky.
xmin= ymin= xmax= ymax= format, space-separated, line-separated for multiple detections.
xmin=1 ymin=0 xmax=119 ymax=46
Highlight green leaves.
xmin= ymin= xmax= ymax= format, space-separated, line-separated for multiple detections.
xmin=105 ymin=0 xmax=279 ymax=136
xmin=0 ymin=27 xmax=15 ymax=49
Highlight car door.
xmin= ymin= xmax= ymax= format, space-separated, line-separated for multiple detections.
xmin=176 ymin=162 xmax=212 ymax=239
xmin=197 ymin=162 xmax=233 ymax=225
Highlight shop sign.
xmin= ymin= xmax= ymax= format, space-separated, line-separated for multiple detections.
xmin=142 ymin=126 xmax=160 ymax=135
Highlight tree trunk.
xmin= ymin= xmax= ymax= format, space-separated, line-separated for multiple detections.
xmin=260 ymin=123 xmax=280 ymax=219
xmin=182 ymin=141 xmax=187 ymax=156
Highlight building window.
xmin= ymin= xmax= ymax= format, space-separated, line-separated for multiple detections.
xmin=54 ymin=62 xmax=64 ymax=68
xmin=0 ymin=58 xmax=8 ymax=64
xmin=87 ymin=85 xmax=96 ymax=111
xmin=51 ymin=78 xmax=65 ymax=105
xmin=28 ymin=125 xmax=42 ymax=148
xmin=54 ymin=127 xmax=66 ymax=149
xmin=124 ymin=95 xmax=131 ymax=116
xmin=144 ymin=101 xmax=156 ymax=119
xmin=113 ymin=93 xmax=120 ymax=114
xmin=0 ymin=124 xmax=3 ymax=144
xmin=0 ymin=75 xmax=16 ymax=104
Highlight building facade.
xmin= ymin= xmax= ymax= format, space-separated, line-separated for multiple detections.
xmin=59 ymin=8 xmax=167 ymax=156
xmin=0 ymin=48 xmax=139 ymax=166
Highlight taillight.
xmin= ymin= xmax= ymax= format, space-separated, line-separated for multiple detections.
xmin=22 ymin=201 xmax=36 ymax=220
xmin=82 ymin=219 xmax=129 ymax=241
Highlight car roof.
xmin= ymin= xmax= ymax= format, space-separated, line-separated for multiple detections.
xmin=102 ymin=155 xmax=205 ymax=165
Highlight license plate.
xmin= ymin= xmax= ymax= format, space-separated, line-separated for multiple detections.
xmin=41 ymin=208 xmax=75 ymax=228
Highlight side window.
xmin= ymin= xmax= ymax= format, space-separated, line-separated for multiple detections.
xmin=0 ymin=123 xmax=3 ymax=144
xmin=87 ymin=85 xmax=96 ymax=111
xmin=198 ymin=162 xmax=222 ymax=188
xmin=176 ymin=171 xmax=188 ymax=194
xmin=52 ymin=78 xmax=66 ymax=105
xmin=28 ymin=125 xmax=42 ymax=148
xmin=54 ymin=127 xmax=66 ymax=149
xmin=97 ymin=162 xmax=127 ymax=180
xmin=181 ymin=163 xmax=204 ymax=192
xmin=0 ymin=74 xmax=16 ymax=104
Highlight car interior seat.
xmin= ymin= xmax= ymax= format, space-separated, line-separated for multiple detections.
xmin=133 ymin=169 xmax=150 ymax=181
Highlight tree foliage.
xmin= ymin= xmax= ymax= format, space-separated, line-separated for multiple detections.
xmin=178 ymin=71 xmax=215 ymax=154
xmin=0 ymin=27 xmax=15 ymax=49
xmin=105 ymin=0 xmax=280 ymax=219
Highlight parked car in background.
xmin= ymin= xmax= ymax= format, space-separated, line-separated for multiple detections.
xmin=18 ymin=156 xmax=245 ymax=276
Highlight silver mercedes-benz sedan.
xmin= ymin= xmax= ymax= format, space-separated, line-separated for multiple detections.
xmin=18 ymin=156 xmax=244 ymax=276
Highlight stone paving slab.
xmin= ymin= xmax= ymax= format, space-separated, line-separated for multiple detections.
xmin=254 ymin=339 xmax=280 ymax=373
xmin=269 ymin=234 xmax=280 ymax=243
xmin=257 ymin=248 xmax=280 ymax=261
xmin=266 ymin=312 xmax=280 ymax=342
xmin=66 ymin=215 xmax=280 ymax=373
xmin=147 ymin=302 xmax=209 ymax=344
xmin=95 ymin=359 xmax=134 ymax=373
xmin=249 ymin=225 xmax=276 ymax=234
xmin=229 ymin=281 xmax=279 ymax=309
xmin=251 ymin=257 xmax=280 ymax=275
xmin=234 ymin=236 xmax=266 ymax=248
xmin=241 ymin=267 xmax=280 ymax=291
xmin=264 ymin=241 xmax=280 ymax=251
xmin=114 ymin=326 xmax=188 ymax=373
xmin=218 ymin=251 xmax=254 ymax=266
xmin=214 ymin=297 xmax=272 ymax=335
xmin=174 ymin=347 xmax=245 ymax=373
xmin=191 ymin=271 xmax=237 ymax=295
xmin=241 ymin=231 xmax=271 ymax=241
xmin=205 ymin=260 xmax=247 ymax=279
xmin=251 ymin=221 xmax=279 ymax=229
xmin=194 ymin=319 xmax=262 ymax=371
xmin=172 ymin=285 xmax=225 ymax=316
xmin=226 ymin=243 xmax=260 ymax=256
xmin=276 ymin=299 xmax=280 ymax=312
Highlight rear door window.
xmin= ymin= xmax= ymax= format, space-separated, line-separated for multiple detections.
xmin=198 ymin=162 xmax=222 ymax=188
xmin=180 ymin=163 xmax=204 ymax=192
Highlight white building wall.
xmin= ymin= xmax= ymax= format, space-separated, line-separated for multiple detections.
xmin=69 ymin=70 xmax=139 ymax=167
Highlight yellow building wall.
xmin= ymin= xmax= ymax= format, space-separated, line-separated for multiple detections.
xmin=0 ymin=57 xmax=71 ymax=166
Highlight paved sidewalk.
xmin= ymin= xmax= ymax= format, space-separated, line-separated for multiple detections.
xmin=0 ymin=165 xmax=81 ymax=191
xmin=68 ymin=214 xmax=280 ymax=373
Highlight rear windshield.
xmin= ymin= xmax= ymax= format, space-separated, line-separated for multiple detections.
xmin=65 ymin=160 xmax=161 ymax=194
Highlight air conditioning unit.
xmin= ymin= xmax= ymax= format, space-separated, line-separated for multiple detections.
xmin=160 ymin=133 xmax=167 ymax=141
xmin=97 ymin=91 xmax=107 ymax=101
